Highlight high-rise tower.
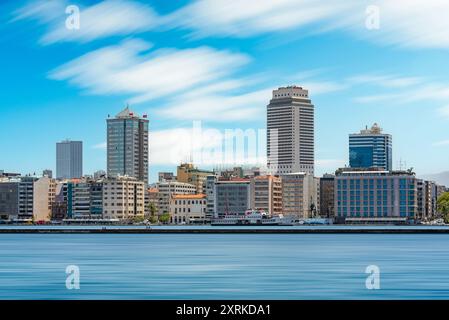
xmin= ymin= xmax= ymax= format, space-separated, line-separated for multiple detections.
xmin=56 ymin=140 xmax=83 ymax=179
xmin=107 ymin=106 xmax=149 ymax=184
xmin=267 ymin=86 xmax=314 ymax=175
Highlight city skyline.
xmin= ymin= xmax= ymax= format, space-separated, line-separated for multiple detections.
xmin=2 ymin=1 xmax=449 ymax=183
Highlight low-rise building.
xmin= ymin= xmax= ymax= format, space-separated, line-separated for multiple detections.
xmin=102 ymin=176 xmax=145 ymax=220
xmin=214 ymin=178 xmax=251 ymax=217
xmin=281 ymin=173 xmax=318 ymax=219
xmin=156 ymin=181 xmax=197 ymax=215
xmin=0 ymin=182 xmax=19 ymax=220
xmin=335 ymin=168 xmax=418 ymax=224
xmin=250 ymin=175 xmax=282 ymax=216
xmin=177 ymin=163 xmax=213 ymax=194
xmin=169 ymin=194 xmax=207 ymax=224
xmin=319 ymin=174 xmax=335 ymax=218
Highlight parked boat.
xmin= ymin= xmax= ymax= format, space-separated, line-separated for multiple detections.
xmin=211 ymin=210 xmax=293 ymax=226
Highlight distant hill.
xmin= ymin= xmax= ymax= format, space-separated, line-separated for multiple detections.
xmin=419 ymin=171 xmax=449 ymax=187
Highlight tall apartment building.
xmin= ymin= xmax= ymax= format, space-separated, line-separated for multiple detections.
xmin=177 ymin=163 xmax=214 ymax=194
xmin=281 ymin=173 xmax=318 ymax=219
xmin=102 ymin=176 xmax=145 ymax=220
xmin=267 ymin=86 xmax=314 ymax=175
xmin=250 ymin=175 xmax=283 ymax=216
xmin=214 ymin=179 xmax=251 ymax=217
xmin=107 ymin=107 xmax=149 ymax=184
xmin=335 ymin=168 xmax=417 ymax=224
xmin=56 ymin=140 xmax=83 ymax=179
xmin=156 ymin=181 xmax=197 ymax=215
xmin=349 ymin=123 xmax=392 ymax=171
xmin=18 ymin=177 xmax=37 ymax=220
xmin=33 ymin=176 xmax=56 ymax=222
xmin=417 ymin=179 xmax=438 ymax=221
xmin=319 ymin=174 xmax=335 ymax=218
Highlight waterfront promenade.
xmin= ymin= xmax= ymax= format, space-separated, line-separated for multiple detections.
xmin=1 ymin=226 xmax=449 ymax=234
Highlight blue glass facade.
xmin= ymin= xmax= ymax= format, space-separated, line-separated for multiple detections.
xmin=349 ymin=124 xmax=392 ymax=171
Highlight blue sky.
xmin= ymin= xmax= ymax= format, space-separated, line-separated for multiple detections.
xmin=1 ymin=0 xmax=449 ymax=183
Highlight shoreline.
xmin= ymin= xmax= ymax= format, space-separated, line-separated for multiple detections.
xmin=1 ymin=227 xmax=449 ymax=234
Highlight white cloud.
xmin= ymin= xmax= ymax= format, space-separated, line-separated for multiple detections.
xmin=165 ymin=0 xmax=449 ymax=49
xmin=360 ymin=0 xmax=449 ymax=49
xmin=166 ymin=0 xmax=353 ymax=38
xmin=48 ymin=38 xmax=250 ymax=102
xmin=156 ymin=87 xmax=271 ymax=122
xmin=347 ymin=74 xmax=423 ymax=89
xmin=13 ymin=0 xmax=449 ymax=49
xmin=354 ymin=83 xmax=449 ymax=105
xmin=432 ymin=140 xmax=449 ymax=147
xmin=13 ymin=0 xmax=159 ymax=44
xmin=92 ymin=142 xmax=107 ymax=150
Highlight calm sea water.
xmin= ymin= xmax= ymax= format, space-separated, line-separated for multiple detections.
xmin=1 ymin=232 xmax=449 ymax=299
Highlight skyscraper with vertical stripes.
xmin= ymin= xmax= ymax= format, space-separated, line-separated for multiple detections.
xmin=267 ymin=86 xmax=314 ymax=175
xmin=107 ymin=106 xmax=149 ymax=184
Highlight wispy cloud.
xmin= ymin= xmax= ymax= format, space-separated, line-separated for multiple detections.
xmin=48 ymin=38 xmax=250 ymax=103
xmin=92 ymin=142 xmax=107 ymax=150
xmin=355 ymin=0 xmax=449 ymax=49
xmin=347 ymin=74 xmax=423 ymax=89
xmin=165 ymin=0 xmax=449 ymax=49
xmin=156 ymin=87 xmax=271 ymax=122
xmin=354 ymin=82 xmax=449 ymax=105
xmin=432 ymin=139 xmax=449 ymax=147
xmin=166 ymin=0 xmax=354 ymax=38
xmin=13 ymin=0 xmax=160 ymax=44
xmin=13 ymin=0 xmax=449 ymax=49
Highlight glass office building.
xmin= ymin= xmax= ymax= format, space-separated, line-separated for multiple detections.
xmin=107 ymin=107 xmax=149 ymax=185
xmin=349 ymin=123 xmax=392 ymax=171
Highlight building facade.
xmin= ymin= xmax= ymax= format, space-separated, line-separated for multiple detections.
xmin=267 ymin=86 xmax=314 ymax=175
xmin=107 ymin=107 xmax=149 ymax=184
xmin=158 ymin=172 xmax=175 ymax=182
xmin=349 ymin=123 xmax=392 ymax=171
xmin=250 ymin=175 xmax=283 ymax=216
xmin=319 ymin=174 xmax=335 ymax=218
xmin=177 ymin=163 xmax=213 ymax=194
xmin=0 ymin=182 xmax=19 ymax=220
xmin=18 ymin=177 xmax=37 ymax=220
xmin=335 ymin=168 xmax=417 ymax=224
xmin=205 ymin=175 xmax=217 ymax=221
xmin=33 ymin=176 xmax=56 ymax=222
xmin=169 ymin=194 xmax=207 ymax=224
xmin=281 ymin=173 xmax=318 ymax=219
xmin=56 ymin=140 xmax=83 ymax=179
xmin=102 ymin=176 xmax=145 ymax=220
xmin=156 ymin=181 xmax=197 ymax=215
xmin=214 ymin=179 xmax=251 ymax=217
